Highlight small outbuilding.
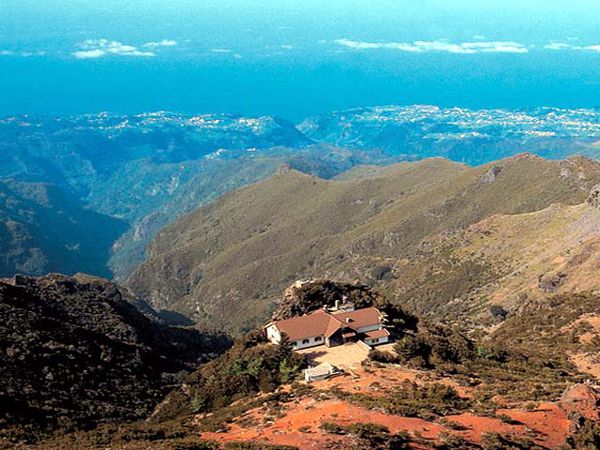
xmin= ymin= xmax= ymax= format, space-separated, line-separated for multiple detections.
xmin=304 ymin=363 xmax=340 ymax=382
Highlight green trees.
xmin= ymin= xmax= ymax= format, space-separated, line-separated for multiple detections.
xmin=390 ymin=325 xmax=475 ymax=369
xmin=188 ymin=334 xmax=305 ymax=414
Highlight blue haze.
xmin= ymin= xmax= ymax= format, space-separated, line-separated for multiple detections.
xmin=2 ymin=0 xmax=600 ymax=120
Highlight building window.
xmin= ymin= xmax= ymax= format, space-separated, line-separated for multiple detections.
xmin=302 ymin=339 xmax=310 ymax=344
xmin=372 ymin=338 xmax=379 ymax=343
xmin=315 ymin=336 xmax=322 ymax=342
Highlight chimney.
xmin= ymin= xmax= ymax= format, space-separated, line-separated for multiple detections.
xmin=334 ymin=300 xmax=340 ymax=310
xmin=346 ymin=318 xmax=352 ymax=323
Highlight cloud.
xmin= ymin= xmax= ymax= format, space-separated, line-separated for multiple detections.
xmin=143 ymin=39 xmax=177 ymax=48
xmin=73 ymin=49 xmax=106 ymax=59
xmin=0 ymin=49 xmax=46 ymax=57
xmin=543 ymin=42 xmax=600 ymax=53
xmin=208 ymin=48 xmax=241 ymax=58
xmin=334 ymin=39 xmax=529 ymax=54
xmin=73 ymin=39 xmax=156 ymax=59
xmin=544 ymin=42 xmax=572 ymax=50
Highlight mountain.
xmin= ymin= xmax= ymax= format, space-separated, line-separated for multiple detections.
xmin=29 ymin=280 xmax=600 ymax=449
xmin=0 ymin=273 xmax=230 ymax=443
xmin=0 ymin=180 xmax=127 ymax=278
xmin=126 ymin=154 xmax=600 ymax=333
xmin=0 ymin=113 xmax=395 ymax=279
xmin=4 ymin=106 xmax=600 ymax=280
xmin=299 ymin=105 xmax=600 ymax=165
xmin=387 ymin=200 xmax=600 ymax=328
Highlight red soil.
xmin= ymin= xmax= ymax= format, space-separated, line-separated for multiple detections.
xmin=202 ymin=397 xmax=444 ymax=449
xmin=200 ymin=367 xmax=593 ymax=449
xmin=445 ymin=403 xmax=570 ymax=449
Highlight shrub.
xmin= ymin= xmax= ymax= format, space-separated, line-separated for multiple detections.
xmin=329 ymin=381 xmax=470 ymax=420
xmin=320 ymin=422 xmax=410 ymax=449
xmin=224 ymin=442 xmax=298 ymax=450
xmin=392 ymin=324 xmax=475 ymax=368
xmin=481 ymin=432 xmax=541 ymax=450
xmin=562 ymin=415 xmax=600 ymax=450
xmin=369 ymin=349 xmax=400 ymax=364
xmin=436 ymin=431 xmax=474 ymax=449
xmin=438 ymin=418 xmax=468 ymax=430
xmin=186 ymin=337 xmax=305 ymax=414
xmin=490 ymin=305 xmax=508 ymax=320
xmin=371 ymin=265 xmax=394 ymax=281
xmin=496 ymin=413 xmax=521 ymax=425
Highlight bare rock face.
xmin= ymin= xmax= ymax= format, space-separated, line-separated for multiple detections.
xmin=560 ymin=384 xmax=600 ymax=421
xmin=587 ymin=184 xmax=600 ymax=208
xmin=538 ymin=271 xmax=568 ymax=293
xmin=480 ymin=166 xmax=503 ymax=183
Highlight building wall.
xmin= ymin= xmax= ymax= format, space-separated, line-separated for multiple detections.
xmin=291 ymin=335 xmax=325 ymax=350
xmin=356 ymin=323 xmax=383 ymax=334
xmin=266 ymin=324 xmax=282 ymax=344
xmin=364 ymin=335 xmax=389 ymax=346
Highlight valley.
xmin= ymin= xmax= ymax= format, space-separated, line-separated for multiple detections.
xmin=2 ymin=106 xmax=600 ymax=281
xmin=4 ymin=107 xmax=600 ymax=449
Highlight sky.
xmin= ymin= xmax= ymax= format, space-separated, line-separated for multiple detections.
xmin=2 ymin=0 xmax=600 ymax=120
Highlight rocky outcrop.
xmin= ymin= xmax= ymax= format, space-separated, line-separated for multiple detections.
xmin=480 ymin=165 xmax=503 ymax=183
xmin=560 ymin=384 xmax=600 ymax=421
xmin=538 ymin=271 xmax=568 ymax=293
xmin=271 ymin=279 xmax=384 ymax=321
xmin=0 ymin=273 xmax=230 ymax=436
xmin=586 ymin=184 xmax=600 ymax=208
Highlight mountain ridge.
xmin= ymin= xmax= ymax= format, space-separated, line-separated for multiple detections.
xmin=4 ymin=106 xmax=600 ymax=280
xmin=126 ymin=154 xmax=600 ymax=333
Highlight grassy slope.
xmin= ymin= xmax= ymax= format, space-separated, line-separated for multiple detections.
xmin=126 ymin=154 xmax=600 ymax=333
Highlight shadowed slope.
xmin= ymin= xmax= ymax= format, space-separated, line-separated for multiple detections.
xmin=0 ymin=181 xmax=127 ymax=278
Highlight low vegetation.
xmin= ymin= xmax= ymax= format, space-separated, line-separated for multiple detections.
xmin=153 ymin=331 xmax=305 ymax=424
xmin=320 ymin=422 xmax=411 ymax=449
xmin=328 ymin=381 xmax=470 ymax=420
xmin=126 ymin=154 xmax=600 ymax=333
xmin=560 ymin=415 xmax=600 ymax=450
xmin=480 ymin=432 xmax=542 ymax=450
xmin=368 ymin=318 xmax=584 ymax=407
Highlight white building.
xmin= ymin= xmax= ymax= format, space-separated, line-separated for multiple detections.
xmin=265 ymin=306 xmax=390 ymax=350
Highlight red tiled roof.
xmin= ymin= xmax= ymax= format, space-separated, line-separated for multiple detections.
xmin=272 ymin=309 xmax=332 ymax=341
xmin=363 ymin=328 xmax=390 ymax=339
xmin=331 ymin=307 xmax=383 ymax=330
xmin=273 ymin=307 xmax=384 ymax=342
